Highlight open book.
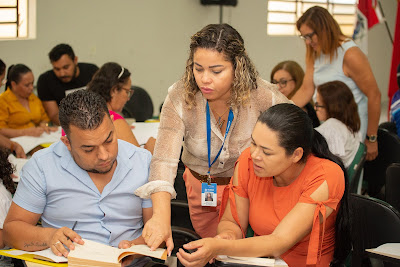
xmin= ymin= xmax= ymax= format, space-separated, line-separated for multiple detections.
xmin=366 ymin=243 xmax=400 ymax=260
xmin=68 ymin=239 xmax=167 ymax=267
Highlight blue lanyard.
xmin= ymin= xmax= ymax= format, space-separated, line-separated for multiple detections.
xmin=206 ymin=102 xmax=234 ymax=183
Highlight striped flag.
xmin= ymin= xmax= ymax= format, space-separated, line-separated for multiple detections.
xmin=353 ymin=0 xmax=384 ymax=54
xmin=388 ymin=1 xmax=400 ymax=109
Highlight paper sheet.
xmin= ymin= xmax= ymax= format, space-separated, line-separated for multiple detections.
xmin=8 ymin=154 xmax=29 ymax=182
xmin=131 ymin=122 xmax=159 ymax=145
xmin=11 ymin=128 xmax=62 ymax=154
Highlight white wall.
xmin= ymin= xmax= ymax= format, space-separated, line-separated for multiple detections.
xmin=0 ymin=0 xmax=396 ymax=116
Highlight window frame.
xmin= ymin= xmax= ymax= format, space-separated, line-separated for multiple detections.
xmin=267 ymin=0 xmax=357 ymax=36
xmin=0 ymin=0 xmax=36 ymax=40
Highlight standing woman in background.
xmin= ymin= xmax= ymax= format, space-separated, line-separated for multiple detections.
xmin=270 ymin=60 xmax=319 ymax=127
xmin=292 ymin=6 xmax=381 ymax=161
xmin=135 ymin=23 xmax=289 ymax=253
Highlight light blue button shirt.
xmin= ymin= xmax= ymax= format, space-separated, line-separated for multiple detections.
xmin=13 ymin=139 xmax=152 ymax=247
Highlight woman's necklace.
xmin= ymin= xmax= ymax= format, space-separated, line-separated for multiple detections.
xmin=213 ymin=107 xmax=230 ymax=129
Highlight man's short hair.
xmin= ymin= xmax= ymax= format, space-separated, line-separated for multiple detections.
xmin=59 ymin=90 xmax=110 ymax=136
xmin=49 ymin=44 xmax=75 ymax=62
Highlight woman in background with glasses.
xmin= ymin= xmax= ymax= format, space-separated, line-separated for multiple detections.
xmin=315 ymin=81 xmax=361 ymax=168
xmin=270 ymin=60 xmax=319 ymax=127
xmin=87 ymin=62 xmax=155 ymax=153
xmin=291 ymin=6 xmax=380 ymax=162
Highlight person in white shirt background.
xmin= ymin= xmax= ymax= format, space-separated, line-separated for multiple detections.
xmin=315 ymin=80 xmax=361 ymax=168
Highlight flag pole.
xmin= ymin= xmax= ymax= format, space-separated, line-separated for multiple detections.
xmin=378 ymin=0 xmax=394 ymax=44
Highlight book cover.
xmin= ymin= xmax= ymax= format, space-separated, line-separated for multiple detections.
xmin=0 ymin=248 xmax=67 ymax=267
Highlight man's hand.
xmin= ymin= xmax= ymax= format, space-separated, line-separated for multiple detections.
xmin=365 ymin=140 xmax=378 ymax=161
xmin=49 ymin=227 xmax=84 ymax=257
xmin=23 ymin=127 xmax=45 ymax=137
xmin=142 ymin=214 xmax=174 ymax=255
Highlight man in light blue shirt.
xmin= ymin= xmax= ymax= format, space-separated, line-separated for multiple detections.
xmin=3 ymin=90 xmax=153 ymax=265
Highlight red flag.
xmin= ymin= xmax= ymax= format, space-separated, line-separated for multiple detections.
xmin=358 ymin=0 xmax=382 ymax=29
xmin=353 ymin=0 xmax=384 ymax=54
xmin=388 ymin=2 xmax=400 ymax=106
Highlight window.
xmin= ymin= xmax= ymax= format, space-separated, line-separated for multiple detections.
xmin=0 ymin=0 xmax=36 ymax=39
xmin=267 ymin=0 xmax=357 ymax=36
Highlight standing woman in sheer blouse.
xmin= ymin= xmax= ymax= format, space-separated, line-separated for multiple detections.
xmin=135 ymin=23 xmax=289 ymax=254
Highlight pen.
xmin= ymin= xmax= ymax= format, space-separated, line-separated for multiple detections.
xmin=67 ymin=221 xmax=78 ymax=241
xmin=71 ymin=221 xmax=78 ymax=231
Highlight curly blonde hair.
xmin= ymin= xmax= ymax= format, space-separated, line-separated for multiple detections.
xmin=183 ymin=24 xmax=258 ymax=107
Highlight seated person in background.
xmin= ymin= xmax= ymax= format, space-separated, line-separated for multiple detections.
xmin=0 ymin=148 xmax=16 ymax=248
xmin=37 ymin=43 xmax=98 ymax=125
xmin=177 ymin=103 xmax=350 ymax=267
xmin=0 ymin=64 xmax=56 ymax=138
xmin=86 ymin=62 xmax=155 ymax=154
xmin=315 ymin=81 xmax=361 ymax=168
xmin=3 ymin=90 xmax=153 ymax=267
xmin=390 ymin=63 xmax=400 ymax=137
xmin=0 ymin=59 xmax=6 ymax=88
xmin=270 ymin=60 xmax=320 ymax=127
xmin=0 ymin=61 xmax=26 ymax=158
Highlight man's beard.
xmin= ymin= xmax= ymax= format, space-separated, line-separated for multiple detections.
xmin=84 ymin=159 xmax=116 ymax=174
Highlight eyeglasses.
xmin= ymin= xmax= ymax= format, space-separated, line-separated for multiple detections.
xmin=122 ymin=87 xmax=134 ymax=98
xmin=314 ymin=102 xmax=325 ymax=110
xmin=299 ymin=31 xmax=316 ymax=42
xmin=271 ymin=79 xmax=294 ymax=88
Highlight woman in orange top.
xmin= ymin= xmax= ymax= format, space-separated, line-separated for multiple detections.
xmin=0 ymin=64 xmax=56 ymax=138
xmin=177 ymin=103 xmax=351 ymax=267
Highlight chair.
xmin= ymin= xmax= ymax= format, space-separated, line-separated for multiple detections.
xmin=171 ymin=226 xmax=201 ymax=267
xmin=171 ymin=200 xmax=194 ymax=232
xmin=347 ymin=142 xmax=367 ymax=193
xmin=363 ymin=128 xmax=400 ymax=199
xmin=122 ymin=86 xmax=154 ymax=122
xmin=386 ymin=163 xmax=400 ymax=212
xmin=379 ymin=121 xmax=398 ymax=135
xmin=349 ymin=193 xmax=400 ymax=266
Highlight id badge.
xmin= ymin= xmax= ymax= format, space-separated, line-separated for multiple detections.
xmin=201 ymin=182 xmax=217 ymax=207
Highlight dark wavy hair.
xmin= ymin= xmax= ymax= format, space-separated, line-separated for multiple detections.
xmin=258 ymin=103 xmax=351 ymax=266
xmin=87 ymin=62 xmax=131 ymax=103
xmin=317 ymin=81 xmax=360 ymax=134
xmin=183 ymin=23 xmax=258 ymax=108
xmin=49 ymin=43 xmax=75 ymax=62
xmin=5 ymin=64 xmax=32 ymax=90
xmin=0 ymin=59 xmax=5 ymax=77
xmin=0 ymin=148 xmax=15 ymax=194
xmin=59 ymin=90 xmax=109 ymax=136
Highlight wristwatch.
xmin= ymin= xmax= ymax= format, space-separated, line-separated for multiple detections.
xmin=366 ymin=134 xmax=378 ymax=143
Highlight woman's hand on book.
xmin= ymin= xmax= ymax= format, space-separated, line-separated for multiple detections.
xmin=142 ymin=214 xmax=174 ymax=255
xmin=49 ymin=226 xmax=84 ymax=257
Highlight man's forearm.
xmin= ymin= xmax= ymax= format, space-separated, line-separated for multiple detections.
xmin=4 ymin=221 xmax=57 ymax=251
